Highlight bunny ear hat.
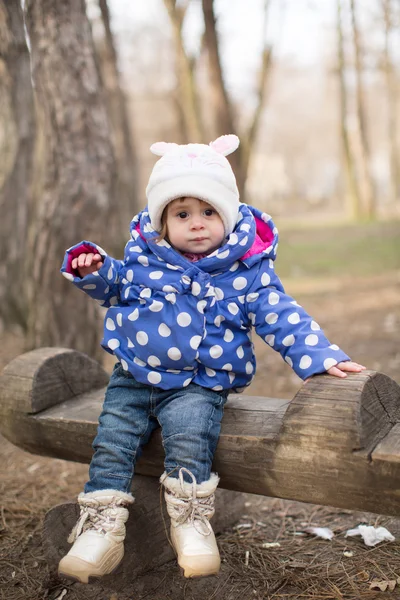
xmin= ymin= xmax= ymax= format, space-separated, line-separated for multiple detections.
xmin=146 ymin=134 xmax=240 ymax=236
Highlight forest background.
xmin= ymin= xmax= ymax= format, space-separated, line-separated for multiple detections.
xmin=0 ymin=1 xmax=400 ymax=599
xmin=0 ymin=0 xmax=399 ymax=357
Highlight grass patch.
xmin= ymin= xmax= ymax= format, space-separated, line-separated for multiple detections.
xmin=274 ymin=220 xmax=400 ymax=279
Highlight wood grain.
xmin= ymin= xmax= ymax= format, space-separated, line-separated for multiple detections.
xmin=1 ymin=347 xmax=400 ymax=516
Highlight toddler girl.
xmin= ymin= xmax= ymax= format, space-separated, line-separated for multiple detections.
xmin=59 ymin=134 xmax=364 ymax=583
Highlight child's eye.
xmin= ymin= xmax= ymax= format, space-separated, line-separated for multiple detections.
xmin=177 ymin=212 xmax=189 ymax=219
xmin=204 ymin=209 xmax=215 ymax=217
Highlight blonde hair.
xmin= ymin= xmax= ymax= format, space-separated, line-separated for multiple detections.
xmin=156 ymin=213 xmax=168 ymax=242
xmin=155 ymin=197 xmax=185 ymax=243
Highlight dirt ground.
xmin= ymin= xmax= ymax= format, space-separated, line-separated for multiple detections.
xmin=1 ymin=270 xmax=400 ymax=600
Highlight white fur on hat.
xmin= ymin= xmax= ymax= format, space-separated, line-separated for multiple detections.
xmin=146 ymin=135 xmax=240 ymax=236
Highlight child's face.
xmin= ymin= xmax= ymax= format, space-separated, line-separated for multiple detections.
xmin=165 ymin=197 xmax=225 ymax=254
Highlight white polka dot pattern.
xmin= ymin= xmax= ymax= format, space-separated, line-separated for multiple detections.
xmin=136 ymin=331 xmax=148 ymax=345
xmin=106 ymin=318 xmax=116 ymax=331
xmin=324 ymin=358 xmax=337 ymax=370
xmin=168 ymin=347 xmax=182 ymax=360
xmin=177 ymin=312 xmax=192 ymax=327
xmin=265 ymin=313 xmax=278 ymax=324
xmin=224 ymin=329 xmax=234 ymax=342
xmin=149 ymin=300 xmax=163 ymax=312
xmin=299 ymin=355 xmax=312 ymax=369
xmin=158 ymin=323 xmax=171 ymax=337
xmin=108 ymin=338 xmax=120 ymax=350
xmin=233 ymin=277 xmax=247 ymax=290
xmin=148 ymin=371 xmax=161 ymax=384
xmin=148 ymin=355 xmax=161 ymax=367
xmin=61 ymin=205 xmax=350 ymax=390
xmin=305 ymin=334 xmax=319 ymax=346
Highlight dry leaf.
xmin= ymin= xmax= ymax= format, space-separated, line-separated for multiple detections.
xmin=370 ymin=580 xmax=388 ymax=591
xmin=369 ymin=579 xmax=397 ymax=592
xmin=355 ymin=570 xmax=369 ymax=582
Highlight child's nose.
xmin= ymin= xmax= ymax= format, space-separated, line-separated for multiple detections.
xmin=190 ymin=218 xmax=205 ymax=229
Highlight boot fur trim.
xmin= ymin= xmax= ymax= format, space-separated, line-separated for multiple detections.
xmin=160 ymin=471 xmax=219 ymax=497
xmin=79 ymin=489 xmax=134 ymax=504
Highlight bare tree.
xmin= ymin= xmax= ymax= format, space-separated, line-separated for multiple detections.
xmin=0 ymin=1 xmax=36 ymax=330
xmin=381 ymin=0 xmax=400 ymax=203
xmin=163 ymin=0 xmax=204 ymax=142
xmin=241 ymin=0 xmax=273 ymax=186
xmin=162 ymin=0 xmax=274 ymax=200
xmin=97 ymin=0 xmax=140 ymax=236
xmin=201 ymin=0 xmax=275 ymax=200
xmin=24 ymin=0 xmax=116 ymax=359
xmin=337 ymin=0 xmax=361 ymax=218
xmin=201 ymin=0 xmax=244 ymax=193
xmin=350 ymin=0 xmax=375 ymax=218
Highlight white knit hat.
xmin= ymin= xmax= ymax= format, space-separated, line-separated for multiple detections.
xmin=146 ymin=134 xmax=240 ymax=236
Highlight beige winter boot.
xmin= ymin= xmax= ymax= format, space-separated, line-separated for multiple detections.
xmin=58 ymin=489 xmax=134 ymax=584
xmin=161 ymin=468 xmax=220 ymax=578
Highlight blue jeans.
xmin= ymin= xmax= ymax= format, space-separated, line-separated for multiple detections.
xmin=85 ymin=363 xmax=229 ymax=493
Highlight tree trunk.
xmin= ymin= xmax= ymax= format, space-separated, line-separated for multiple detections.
xmin=201 ymin=0 xmax=245 ymax=195
xmin=336 ymin=0 xmax=361 ymax=219
xmin=0 ymin=1 xmax=36 ymax=331
xmin=350 ymin=0 xmax=375 ymax=219
xmin=242 ymin=0 xmax=273 ymax=187
xmin=24 ymin=0 xmax=116 ymax=359
xmin=382 ymin=0 xmax=400 ymax=204
xmin=163 ymin=0 xmax=204 ymax=143
xmin=97 ymin=0 xmax=140 ymax=239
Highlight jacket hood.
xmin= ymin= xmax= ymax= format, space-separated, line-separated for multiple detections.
xmin=129 ymin=203 xmax=278 ymax=272
xmin=62 ymin=201 xmax=350 ymax=391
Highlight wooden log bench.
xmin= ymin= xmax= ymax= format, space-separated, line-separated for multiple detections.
xmin=1 ymin=347 xmax=400 ymax=583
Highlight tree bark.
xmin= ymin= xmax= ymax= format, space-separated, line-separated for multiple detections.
xmin=201 ymin=0 xmax=244 ymax=195
xmin=0 ymin=1 xmax=36 ymax=330
xmin=350 ymin=0 xmax=375 ymax=219
xmin=241 ymin=0 xmax=273 ymax=187
xmin=163 ymin=0 xmax=204 ymax=142
xmin=382 ymin=0 xmax=400 ymax=204
xmin=336 ymin=0 xmax=361 ymax=218
xmin=97 ymin=0 xmax=140 ymax=237
xmin=24 ymin=0 xmax=116 ymax=359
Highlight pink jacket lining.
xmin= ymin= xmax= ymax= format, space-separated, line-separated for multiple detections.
xmin=66 ymin=242 xmax=99 ymax=276
xmin=66 ymin=218 xmax=274 ymax=275
xmin=134 ymin=217 xmax=274 ymax=260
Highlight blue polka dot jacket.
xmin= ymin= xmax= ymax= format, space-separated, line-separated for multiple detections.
xmin=61 ymin=204 xmax=350 ymax=391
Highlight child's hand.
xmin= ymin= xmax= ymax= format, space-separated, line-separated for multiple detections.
xmin=304 ymin=361 xmax=366 ymax=383
xmin=71 ymin=253 xmax=103 ymax=278
xmin=327 ymin=361 xmax=366 ymax=378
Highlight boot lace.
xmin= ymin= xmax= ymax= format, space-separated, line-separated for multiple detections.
xmin=166 ymin=468 xmax=215 ymax=536
xmin=67 ymin=497 xmax=127 ymax=543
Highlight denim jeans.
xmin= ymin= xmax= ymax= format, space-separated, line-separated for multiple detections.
xmin=84 ymin=363 xmax=229 ymax=493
